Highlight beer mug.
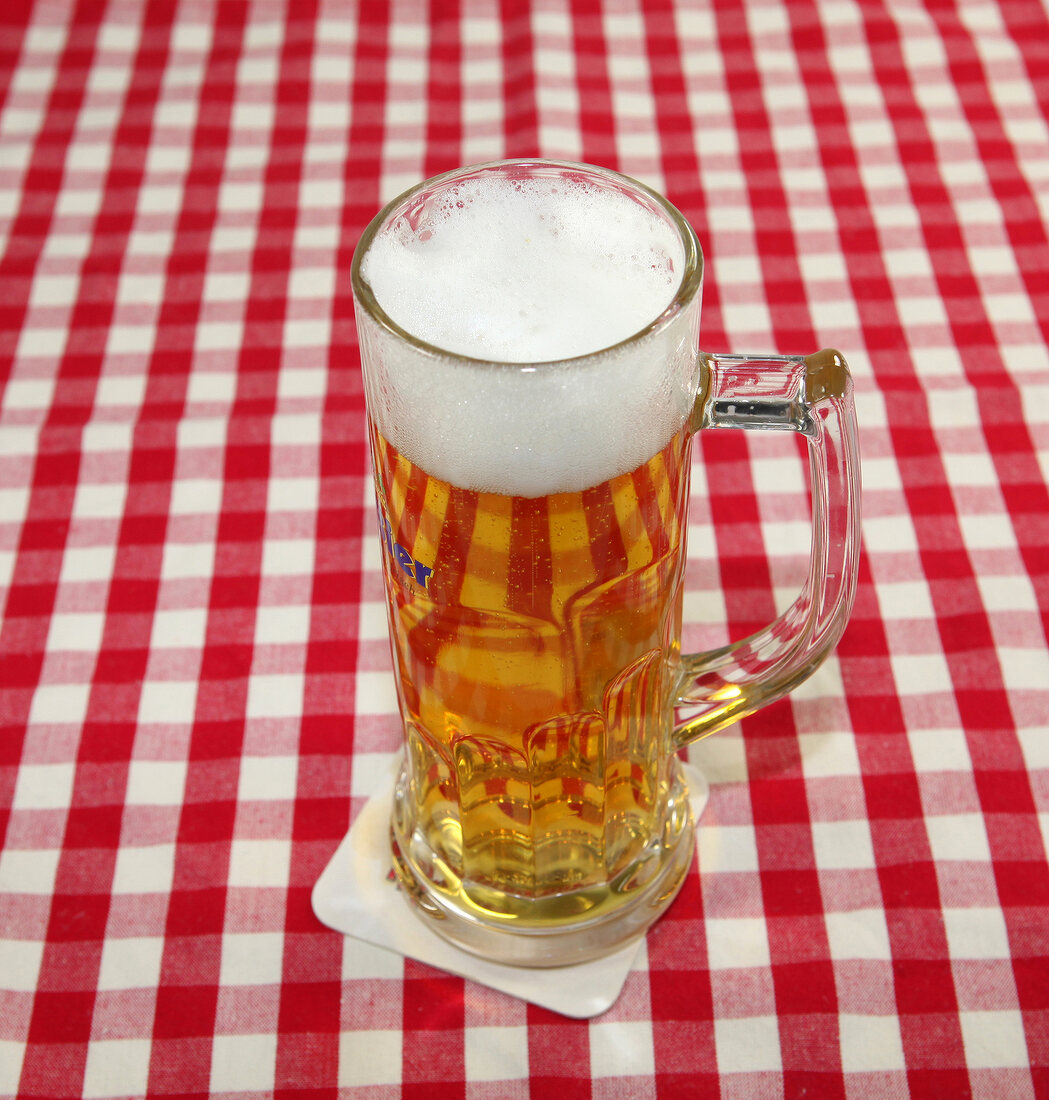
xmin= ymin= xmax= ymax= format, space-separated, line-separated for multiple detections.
xmin=351 ymin=160 xmax=860 ymax=967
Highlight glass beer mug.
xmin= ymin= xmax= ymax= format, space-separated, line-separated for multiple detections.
xmin=351 ymin=160 xmax=860 ymax=967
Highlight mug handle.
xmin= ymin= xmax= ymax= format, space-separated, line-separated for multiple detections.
xmin=673 ymin=349 xmax=861 ymax=748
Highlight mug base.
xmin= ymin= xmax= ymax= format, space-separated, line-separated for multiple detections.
xmin=390 ymin=761 xmax=698 ymax=969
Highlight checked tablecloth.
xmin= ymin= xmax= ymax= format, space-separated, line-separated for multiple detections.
xmin=1 ymin=1 xmax=1048 ymax=1097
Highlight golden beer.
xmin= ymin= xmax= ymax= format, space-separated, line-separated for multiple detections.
xmin=372 ymin=424 xmax=696 ymax=935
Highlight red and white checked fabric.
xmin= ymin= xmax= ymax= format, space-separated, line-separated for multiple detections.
xmin=1 ymin=1 xmax=1047 ymax=1097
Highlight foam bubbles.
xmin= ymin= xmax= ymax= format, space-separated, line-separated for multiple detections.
xmin=354 ymin=166 xmax=702 ymax=497
xmin=361 ymin=176 xmax=687 ymax=362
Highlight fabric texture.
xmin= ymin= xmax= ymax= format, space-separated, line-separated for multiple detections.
xmin=1 ymin=1 xmax=1047 ymax=1096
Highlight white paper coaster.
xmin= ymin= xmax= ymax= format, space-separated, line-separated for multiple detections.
xmin=312 ymin=761 xmax=708 ymax=1019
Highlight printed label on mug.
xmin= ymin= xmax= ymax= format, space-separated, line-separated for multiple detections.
xmin=377 ymin=497 xmax=433 ymax=591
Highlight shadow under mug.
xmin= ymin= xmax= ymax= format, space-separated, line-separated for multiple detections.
xmin=351 ymin=159 xmax=861 ymax=967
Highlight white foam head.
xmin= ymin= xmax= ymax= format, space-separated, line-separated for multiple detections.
xmin=353 ymin=162 xmax=703 ymax=496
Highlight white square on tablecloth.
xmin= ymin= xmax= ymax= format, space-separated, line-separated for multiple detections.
xmin=203 ymin=271 xmax=250 ymax=302
xmin=358 ymin=602 xmax=390 ymax=641
xmin=959 ymin=1011 xmax=1030 ymax=1069
xmin=266 ymin=477 xmax=319 ymax=515
xmin=208 ymin=226 xmax=254 ymax=255
xmin=219 ymin=932 xmax=284 ymax=987
xmin=721 ymin=301 xmax=772 ymax=342
xmin=169 ymin=17 xmax=210 ymax=51
xmin=115 ymin=271 xmax=163 ymax=306
xmin=86 ymin=57 xmax=129 ymax=92
xmin=824 ymin=908 xmax=893 ymax=961
xmin=714 ymin=1016 xmax=782 ymax=1073
xmin=1018 ymin=727 xmax=1049 ymax=770
xmin=82 ymin=1039 xmax=151 ymax=1100
xmin=111 ymin=844 xmax=176 ymax=895
xmin=150 ymin=608 xmax=208 ymax=651
xmin=126 ymin=228 xmax=172 ymax=259
xmin=314 ymin=16 xmax=354 ymax=42
xmin=942 ymin=907 xmax=1011 ymax=960
xmin=126 ymin=760 xmax=187 ymax=806
xmin=350 ymin=754 xmax=398 ymax=800
xmin=97 ymin=936 xmax=165 ymax=992
xmin=29 ymin=274 xmax=78 ymax=306
xmin=106 ymin=325 xmax=155 ymax=356
xmin=860 ymin=456 xmax=903 ymax=492
xmin=464 ymin=1026 xmax=530 ymax=1082
xmin=704 ymin=917 xmax=771 ymax=971
xmin=697 ymin=824 xmax=760 ymax=874
xmin=92 ymin=374 xmax=146 ymax=409
xmin=839 ymin=1014 xmax=906 ymax=1072
xmin=943 ymin=452 xmax=1000 ymax=488
xmin=221 ymin=144 xmax=261 ymax=171
xmin=875 ymin=580 xmax=935 ymax=622
xmin=261 ymin=538 xmax=315 ymax=577
xmin=236 ymin=755 xmax=298 ymax=802
xmin=137 ymin=680 xmax=198 ymax=726
xmin=97 ymin=21 xmax=138 ymax=51
xmin=59 ymin=545 xmax=118 ymax=585
xmin=173 ymin=417 xmax=225 ymax=457
xmin=2 ymin=106 xmax=41 ymax=136
xmin=271 ymin=412 xmax=320 ymax=446
xmin=907 ymin=727 xmax=973 ymax=773
xmin=186 ymin=365 xmax=237 ymax=399
xmin=283 ymin=319 xmax=330 ymax=351
xmin=0 ymin=424 xmax=35 ymax=457
xmin=798 ymin=730 xmax=862 ymax=778
xmin=999 ymin=647 xmax=1049 ymax=692
xmin=218 ymin=181 xmax=263 ymax=213
xmin=0 ymin=1041 xmax=25 ymax=1095
xmin=1022 ymin=382 xmax=1049 ymax=425
xmin=862 ymin=514 xmax=919 ymax=555
xmin=976 ymin=575 xmax=1039 ymax=612
xmin=56 ymin=187 xmax=102 ymax=218
xmin=925 ymin=813 xmax=992 ymax=864
xmin=354 ymin=671 xmax=399 ymax=716
xmin=306 ymin=97 xmax=350 ymax=131
xmin=811 ymin=820 xmax=876 ymax=871
xmin=12 ymin=762 xmax=75 ymax=811
xmin=210 ymin=1034 xmax=278 ymax=1093
xmin=160 ymin=541 xmax=217 ymax=581
xmin=360 ymin=542 xmax=383 ymax=582
xmin=0 ymin=938 xmax=44 ymax=992
xmin=169 ymin=478 xmax=223 ymax=516
xmin=288 ymin=266 xmax=334 ymax=301
xmin=0 ymin=849 xmax=60 ymax=896
xmin=228 ymin=839 xmax=291 ymax=889
xmin=245 ymin=674 xmax=305 ymax=720
xmin=890 ymin=652 xmax=952 ymax=697
xmin=983 ymin=291 xmax=1036 ymax=325
xmin=339 ymin=1030 xmax=402 ymax=1087
xmin=0 ymin=551 xmax=13 ymax=599
xmin=145 ymin=144 xmax=190 ymax=174
xmin=958 ymin=513 xmax=1014 ymax=551
xmin=589 ymin=1020 xmax=656 ymax=1079
xmin=28 ymin=683 xmax=91 ymax=727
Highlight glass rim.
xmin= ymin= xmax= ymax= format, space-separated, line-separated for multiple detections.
xmin=350 ymin=158 xmax=704 ymax=369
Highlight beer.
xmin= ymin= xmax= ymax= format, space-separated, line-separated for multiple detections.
xmin=372 ymin=425 xmax=695 ymax=930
